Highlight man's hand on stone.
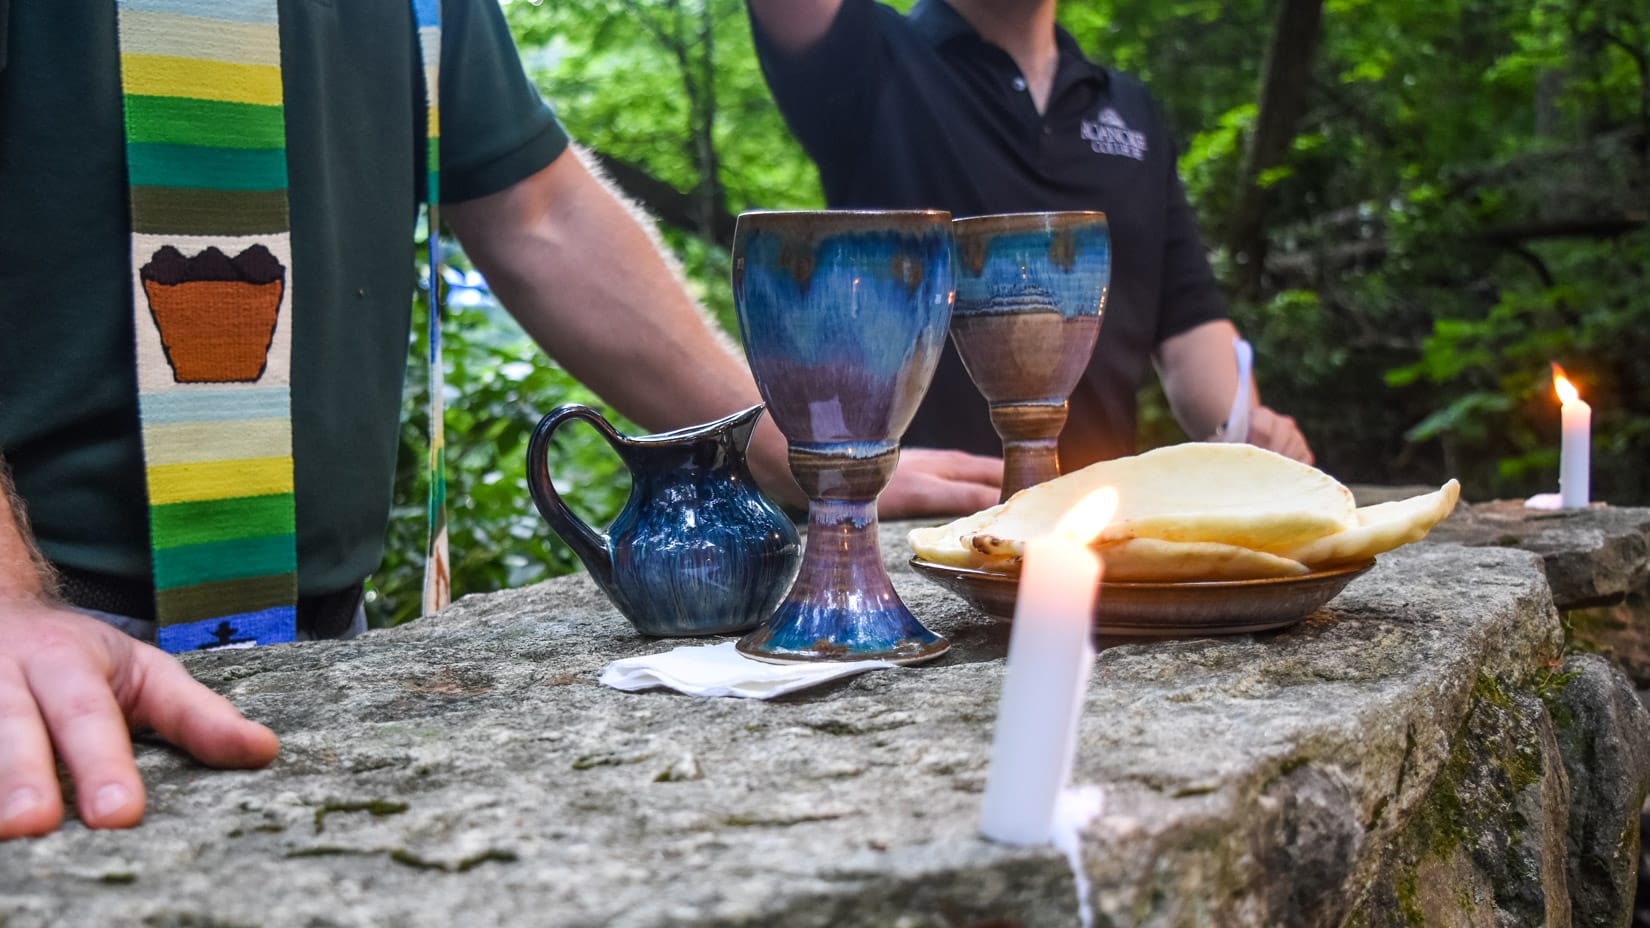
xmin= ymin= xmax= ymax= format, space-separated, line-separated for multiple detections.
xmin=880 ymin=447 xmax=1002 ymax=519
xmin=1247 ymin=405 xmax=1314 ymax=465
xmin=0 ymin=602 xmax=279 ymax=839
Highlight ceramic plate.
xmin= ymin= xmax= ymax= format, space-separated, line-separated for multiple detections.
xmin=908 ymin=557 xmax=1375 ymax=638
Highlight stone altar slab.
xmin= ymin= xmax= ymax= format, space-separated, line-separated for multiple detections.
xmin=2 ymin=525 xmax=1646 ymax=927
xmin=1429 ymin=501 xmax=1650 ymax=688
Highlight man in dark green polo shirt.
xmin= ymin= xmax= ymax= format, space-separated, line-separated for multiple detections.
xmin=0 ymin=0 xmax=1000 ymax=839
xmin=748 ymin=0 xmax=1313 ymax=468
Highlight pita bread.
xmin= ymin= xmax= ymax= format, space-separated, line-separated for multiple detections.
xmin=1095 ymin=537 xmax=1311 ymax=582
xmin=967 ymin=443 xmax=1356 ymax=558
xmin=908 ymin=502 xmax=1009 ymax=568
xmin=1282 ymin=480 xmax=1460 ymax=568
xmin=908 ymin=443 xmax=1458 ymax=582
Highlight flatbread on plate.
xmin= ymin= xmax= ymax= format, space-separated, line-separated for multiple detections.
xmin=1095 ymin=537 xmax=1311 ymax=582
xmin=967 ymin=443 xmax=1357 ymax=558
xmin=1282 ymin=480 xmax=1460 ymax=569
xmin=908 ymin=502 xmax=1008 ymax=568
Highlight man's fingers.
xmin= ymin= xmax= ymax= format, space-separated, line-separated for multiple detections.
xmin=0 ymin=663 xmax=65 ymax=839
xmin=125 ymin=648 xmax=278 ymax=770
xmin=21 ymin=652 xmax=145 ymax=830
xmin=1250 ymin=408 xmax=1314 ymax=465
xmin=901 ymin=447 xmax=1003 ymax=487
xmin=883 ymin=473 xmax=1000 ymax=520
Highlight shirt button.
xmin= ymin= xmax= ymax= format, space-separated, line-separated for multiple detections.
xmin=1011 ymin=76 xmax=1027 ymax=92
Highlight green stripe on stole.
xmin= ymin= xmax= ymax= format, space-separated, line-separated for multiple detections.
xmin=126 ymin=142 xmax=288 ymax=191
xmin=149 ymin=494 xmax=296 ymax=549
xmin=123 ymin=96 xmax=286 ymax=149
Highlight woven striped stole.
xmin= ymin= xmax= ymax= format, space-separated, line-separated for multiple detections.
xmin=118 ymin=0 xmax=447 ymax=652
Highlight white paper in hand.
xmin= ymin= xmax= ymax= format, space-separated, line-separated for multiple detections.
xmin=1221 ymin=336 xmax=1253 ymax=444
xmin=599 ymin=641 xmax=896 ymax=699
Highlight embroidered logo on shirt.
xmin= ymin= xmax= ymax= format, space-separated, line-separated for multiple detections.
xmin=1080 ymin=107 xmax=1148 ymax=161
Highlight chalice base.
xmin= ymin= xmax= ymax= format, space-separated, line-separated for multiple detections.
xmin=737 ymin=499 xmax=949 ymax=666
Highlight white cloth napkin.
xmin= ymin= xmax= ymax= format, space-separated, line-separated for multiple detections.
xmin=599 ymin=641 xmax=896 ymax=699
xmin=1524 ymin=492 xmax=1563 ymax=510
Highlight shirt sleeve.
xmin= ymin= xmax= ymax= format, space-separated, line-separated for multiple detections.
xmin=436 ymin=0 xmax=570 ymax=204
xmin=749 ymin=0 xmax=886 ymax=179
xmin=1154 ymin=139 xmax=1230 ymax=344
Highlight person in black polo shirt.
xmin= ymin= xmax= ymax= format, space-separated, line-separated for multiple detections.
xmin=747 ymin=0 xmax=1313 ymax=468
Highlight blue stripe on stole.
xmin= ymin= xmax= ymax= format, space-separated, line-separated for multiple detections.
xmin=157 ymin=605 xmax=297 ymax=653
xmin=117 ymin=0 xmax=280 ymax=26
xmin=141 ymin=387 xmax=291 ymax=424
xmin=412 ymin=0 xmax=442 ymax=29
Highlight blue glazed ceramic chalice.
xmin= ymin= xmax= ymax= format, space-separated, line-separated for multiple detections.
xmin=950 ymin=212 xmax=1110 ymax=501
xmin=731 ymin=210 xmax=954 ymax=665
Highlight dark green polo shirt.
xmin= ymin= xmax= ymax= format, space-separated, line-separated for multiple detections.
xmin=0 ymin=0 xmax=568 ymax=594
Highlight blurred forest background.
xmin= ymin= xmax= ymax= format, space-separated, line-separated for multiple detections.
xmin=372 ymin=0 xmax=1649 ymax=624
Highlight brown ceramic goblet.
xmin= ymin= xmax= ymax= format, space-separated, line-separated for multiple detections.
xmin=950 ymin=212 xmax=1110 ymax=501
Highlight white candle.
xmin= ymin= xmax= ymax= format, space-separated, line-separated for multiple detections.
xmin=1553 ymin=364 xmax=1591 ymax=509
xmin=979 ymin=489 xmax=1116 ymax=846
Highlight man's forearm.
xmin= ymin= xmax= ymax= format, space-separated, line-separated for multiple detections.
xmin=444 ymin=147 xmax=801 ymax=504
xmin=747 ymin=0 xmax=844 ymax=55
xmin=1156 ymin=319 xmax=1249 ymax=440
xmin=0 ymin=453 xmax=58 ymax=603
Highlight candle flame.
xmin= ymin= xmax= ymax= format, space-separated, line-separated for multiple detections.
xmin=1053 ymin=487 xmax=1119 ymax=545
xmin=1551 ymin=362 xmax=1580 ymax=405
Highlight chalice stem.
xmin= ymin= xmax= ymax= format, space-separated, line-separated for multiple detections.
xmin=991 ymin=401 xmax=1069 ymax=501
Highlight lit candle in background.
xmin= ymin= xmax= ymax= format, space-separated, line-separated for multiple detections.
xmin=979 ymin=488 xmax=1118 ymax=846
xmin=1552 ymin=363 xmax=1591 ymax=509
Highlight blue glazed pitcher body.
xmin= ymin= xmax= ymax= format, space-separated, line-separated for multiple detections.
xmin=527 ymin=404 xmax=800 ymax=637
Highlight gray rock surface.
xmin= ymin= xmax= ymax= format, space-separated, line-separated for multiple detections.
xmin=1550 ymin=654 xmax=1650 ymax=927
xmin=1429 ymin=500 xmax=1650 ymax=610
xmin=2 ymin=531 xmax=1646 ymax=927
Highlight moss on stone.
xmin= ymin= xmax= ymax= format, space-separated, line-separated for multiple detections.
xmin=1395 ymin=869 xmax=1424 ymax=925
xmin=723 ymin=812 xmax=845 ymax=828
xmin=1454 ymin=885 xmax=1478 ymax=911
xmin=1171 ymin=785 xmax=1217 ymax=798
xmin=387 ymin=847 xmax=518 ymax=872
xmin=455 ymin=849 xmax=519 ymax=872
xmin=1379 ymin=672 xmax=1560 ymax=923
xmin=1470 ymin=674 xmax=1514 ymax=711
xmin=312 ymin=799 xmax=410 ymax=834
xmin=285 ymin=846 xmax=369 ymax=859
xmin=98 ymin=872 xmax=137 ymax=885
xmin=572 ymin=752 xmax=647 ymax=770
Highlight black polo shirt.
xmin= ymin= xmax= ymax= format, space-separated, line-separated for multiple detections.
xmin=752 ymin=0 xmax=1229 ymax=467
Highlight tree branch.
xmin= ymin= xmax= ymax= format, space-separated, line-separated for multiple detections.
xmin=586 ymin=149 xmax=737 ymax=249
xmin=1265 ymin=211 xmax=1647 ymax=282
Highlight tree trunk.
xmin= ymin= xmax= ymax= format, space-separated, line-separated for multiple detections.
xmin=1226 ymin=0 xmax=1325 ymax=300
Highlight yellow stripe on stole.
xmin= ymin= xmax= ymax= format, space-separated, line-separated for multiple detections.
xmin=143 ymin=418 xmax=293 ymax=467
xmin=146 ymin=456 xmax=295 ymax=505
xmin=120 ymin=54 xmax=284 ymax=107
xmin=118 ymin=12 xmax=281 ymax=69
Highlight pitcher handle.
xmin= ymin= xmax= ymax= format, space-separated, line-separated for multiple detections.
xmin=527 ymin=404 xmax=628 ymax=591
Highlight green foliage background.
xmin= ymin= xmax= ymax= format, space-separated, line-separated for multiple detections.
xmin=369 ymin=0 xmax=1649 ymax=625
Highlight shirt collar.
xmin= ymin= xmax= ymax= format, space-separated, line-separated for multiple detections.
xmin=909 ymin=0 xmax=1110 ymax=89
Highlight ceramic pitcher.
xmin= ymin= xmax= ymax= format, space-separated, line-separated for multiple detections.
xmin=526 ymin=404 xmax=800 ymax=637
